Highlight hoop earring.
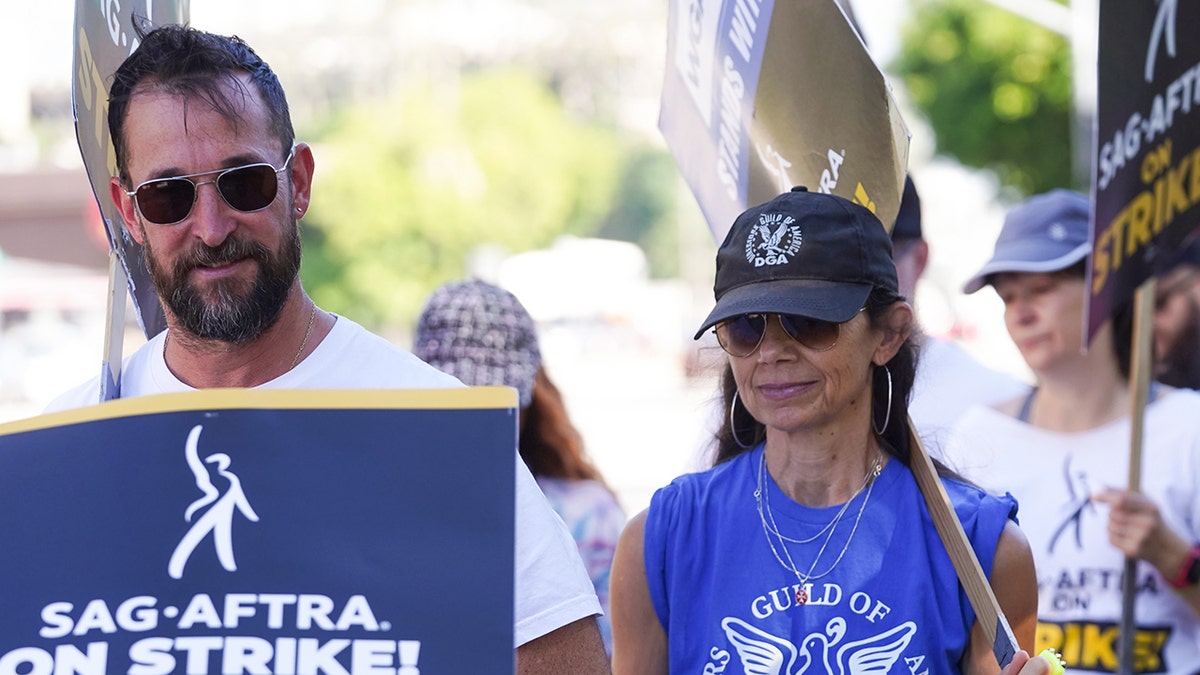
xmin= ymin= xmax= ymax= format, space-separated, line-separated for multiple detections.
xmin=730 ymin=389 xmax=755 ymax=449
xmin=872 ymin=365 xmax=893 ymax=436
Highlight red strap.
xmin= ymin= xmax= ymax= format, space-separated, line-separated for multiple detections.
xmin=1169 ymin=544 xmax=1200 ymax=589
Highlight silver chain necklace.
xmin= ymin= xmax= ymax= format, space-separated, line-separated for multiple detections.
xmin=754 ymin=450 xmax=882 ymax=604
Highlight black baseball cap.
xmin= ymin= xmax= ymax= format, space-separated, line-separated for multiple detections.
xmin=891 ymin=176 xmax=921 ymax=240
xmin=694 ymin=186 xmax=898 ymax=339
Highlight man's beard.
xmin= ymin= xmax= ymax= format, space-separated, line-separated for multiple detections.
xmin=1158 ymin=296 xmax=1200 ymax=389
xmin=144 ymin=220 xmax=302 ymax=344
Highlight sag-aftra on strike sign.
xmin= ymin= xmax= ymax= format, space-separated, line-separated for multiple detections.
xmin=1088 ymin=0 xmax=1200 ymax=338
xmin=0 ymin=389 xmax=517 ymax=674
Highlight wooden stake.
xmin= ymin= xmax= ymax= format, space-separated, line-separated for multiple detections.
xmin=1119 ymin=277 xmax=1156 ymax=674
xmin=100 ymin=250 xmax=126 ymax=402
xmin=908 ymin=417 xmax=1020 ymax=668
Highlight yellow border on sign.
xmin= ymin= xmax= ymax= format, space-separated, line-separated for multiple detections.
xmin=0 ymin=386 xmax=518 ymax=436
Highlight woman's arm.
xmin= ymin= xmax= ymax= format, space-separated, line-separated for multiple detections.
xmin=610 ymin=510 xmax=668 ymax=675
xmin=963 ymin=520 xmax=1039 ymax=675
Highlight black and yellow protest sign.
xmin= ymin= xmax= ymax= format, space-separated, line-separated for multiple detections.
xmin=73 ymin=0 xmax=186 ymax=342
xmin=1089 ymin=0 xmax=1200 ymax=338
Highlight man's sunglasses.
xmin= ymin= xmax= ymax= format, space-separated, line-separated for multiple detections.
xmin=125 ymin=147 xmax=295 ymax=225
xmin=714 ymin=310 xmax=863 ymax=357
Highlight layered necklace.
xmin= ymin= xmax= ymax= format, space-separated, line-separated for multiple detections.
xmin=755 ymin=450 xmax=882 ymax=604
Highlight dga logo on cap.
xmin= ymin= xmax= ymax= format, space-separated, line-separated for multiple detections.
xmin=745 ymin=213 xmax=802 ymax=267
xmin=1048 ymin=222 xmax=1068 ymax=241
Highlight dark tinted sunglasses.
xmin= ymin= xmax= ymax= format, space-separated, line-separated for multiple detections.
xmin=125 ymin=147 xmax=295 ymax=225
xmin=714 ymin=310 xmax=863 ymax=357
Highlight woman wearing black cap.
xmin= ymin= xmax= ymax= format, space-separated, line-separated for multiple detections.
xmin=611 ymin=187 xmax=1044 ymax=675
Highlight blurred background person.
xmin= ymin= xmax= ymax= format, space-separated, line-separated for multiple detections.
xmin=1154 ymin=237 xmax=1200 ymax=389
xmin=892 ymin=176 xmax=1027 ymax=447
xmin=414 ymin=278 xmax=627 ymax=656
xmin=946 ymin=190 xmax=1200 ymax=673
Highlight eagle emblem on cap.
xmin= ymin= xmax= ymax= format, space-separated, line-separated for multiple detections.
xmin=745 ymin=213 xmax=803 ymax=267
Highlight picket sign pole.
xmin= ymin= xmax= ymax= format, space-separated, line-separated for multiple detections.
xmin=907 ymin=419 xmax=1020 ymax=669
xmin=99 ymin=250 xmax=126 ymax=403
xmin=1119 ymin=277 xmax=1156 ymax=674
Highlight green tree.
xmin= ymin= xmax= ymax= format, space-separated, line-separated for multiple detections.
xmin=301 ymin=68 xmax=623 ymax=332
xmin=892 ymin=0 xmax=1075 ymax=195
xmin=596 ymin=146 xmax=679 ymax=278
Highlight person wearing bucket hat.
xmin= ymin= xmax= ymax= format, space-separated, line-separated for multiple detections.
xmin=611 ymin=187 xmax=1038 ymax=675
xmin=960 ymin=189 xmax=1092 ymax=295
xmin=943 ymin=190 xmax=1200 ymax=673
xmin=414 ymin=279 xmax=627 ymax=656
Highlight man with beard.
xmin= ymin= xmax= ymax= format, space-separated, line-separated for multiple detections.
xmin=45 ymin=23 xmax=609 ymax=674
xmin=1155 ymin=238 xmax=1200 ymax=389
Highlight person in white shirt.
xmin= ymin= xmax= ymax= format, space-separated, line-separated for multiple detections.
xmin=47 ymin=22 xmax=608 ymax=673
xmin=944 ymin=189 xmax=1200 ymax=675
xmin=891 ymin=176 xmax=1027 ymax=448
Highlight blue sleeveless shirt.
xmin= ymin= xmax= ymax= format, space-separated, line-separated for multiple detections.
xmin=644 ymin=446 xmax=1018 ymax=675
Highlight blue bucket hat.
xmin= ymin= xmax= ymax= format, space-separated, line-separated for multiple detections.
xmin=962 ymin=189 xmax=1091 ymax=294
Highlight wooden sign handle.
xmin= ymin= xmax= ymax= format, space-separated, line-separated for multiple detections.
xmin=907 ymin=417 xmax=1020 ymax=668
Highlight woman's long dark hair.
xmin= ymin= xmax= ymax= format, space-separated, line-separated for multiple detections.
xmin=710 ymin=287 xmax=953 ymax=476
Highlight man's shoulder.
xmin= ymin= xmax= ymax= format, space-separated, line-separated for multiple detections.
xmin=913 ymin=337 xmax=1027 ymax=421
xmin=43 ymin=379 xmax=102 ymax=414
xmin=42 ymin=339 xmax=163 ymax=414
xmin=304 ymin=316 xmax=462 ymax=389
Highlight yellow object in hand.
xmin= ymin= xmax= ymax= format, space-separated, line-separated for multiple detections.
xmin=1038 ymin=648 xmax=1066 ymax=675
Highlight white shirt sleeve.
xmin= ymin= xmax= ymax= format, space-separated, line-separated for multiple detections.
xmin=513 ymin=454 xmax=602 ymax=646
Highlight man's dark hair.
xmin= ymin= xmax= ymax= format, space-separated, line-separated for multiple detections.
xmin=108 ymin=22 xmax=295 ymax=183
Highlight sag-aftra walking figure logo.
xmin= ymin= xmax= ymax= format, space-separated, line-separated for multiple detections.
xmin=167 ymin=425 xmax=260 ymax=580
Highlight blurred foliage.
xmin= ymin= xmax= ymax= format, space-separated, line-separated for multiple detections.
xmin=300 ymin=67 xmax=677 ymax=332
xmin=892 ymin=0 xmax=1076 ymax=195
xmin=596 ymin=147 xmax=680 ymax=278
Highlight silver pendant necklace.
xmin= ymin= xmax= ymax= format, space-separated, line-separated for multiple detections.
xmin=754 ymin=450 xmax=882 ymax=604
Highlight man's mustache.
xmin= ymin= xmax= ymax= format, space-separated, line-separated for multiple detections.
xmin=175 ymin=238 xmax=270 ymax=275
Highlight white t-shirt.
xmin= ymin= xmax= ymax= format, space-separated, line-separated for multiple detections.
xmin=46 ymin=315 xmax=601 ymax=647
xmin=942 ymin=389 xmax=1200 ymax=675
xmin=909 ymin=337 xmax=1028 ymax=455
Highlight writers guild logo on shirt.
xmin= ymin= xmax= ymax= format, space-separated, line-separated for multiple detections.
xmin=744 ymin=213 xmax=802 ymax=267
xmin=168 ymin=425 xmax=260 ymax=579
xmin=1047 ymin=454 xmax=1095 ymax=555
xmin=720 ymin=616 xmax=915 ymax=674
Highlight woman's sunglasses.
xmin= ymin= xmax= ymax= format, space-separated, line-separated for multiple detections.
xmin=125 ymin=147 xmax=295 ymax=225
xmin=714 ymin=310 xmax=862 ymax=357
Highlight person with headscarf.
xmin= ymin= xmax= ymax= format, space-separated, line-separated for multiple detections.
xmin=414 ymin=278 xmax=627 ymax=656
